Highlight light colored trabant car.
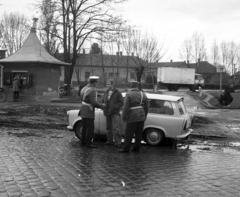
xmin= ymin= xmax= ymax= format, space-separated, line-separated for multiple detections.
xmin=67 ymin=93 xmax=193 ymax=146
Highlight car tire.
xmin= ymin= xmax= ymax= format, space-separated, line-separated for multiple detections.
xmin=144 ymin=128 xmax=165 ymax=146
xmin=74 ymin=121 xmax=82 ymax=140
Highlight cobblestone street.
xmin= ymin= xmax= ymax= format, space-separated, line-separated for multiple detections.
xmin=1 ymin=127 xmax=240 ymax=197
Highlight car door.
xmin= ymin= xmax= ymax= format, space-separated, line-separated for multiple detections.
xmin=145 ymin=99 xmax=185 ymax=138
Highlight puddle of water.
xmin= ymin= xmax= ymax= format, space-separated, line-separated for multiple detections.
xmin=178 ymin=144 xmax=240 ymax=155
xmin=229 ymin=142 xmax=240 ymax=146
xmin=222 ymin=148 xmax=240 ymax=155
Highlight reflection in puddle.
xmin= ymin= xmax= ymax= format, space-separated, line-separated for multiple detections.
xmin=178 ymin=143 xmax=240 ymax=155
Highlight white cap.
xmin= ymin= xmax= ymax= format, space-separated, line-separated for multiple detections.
xmin=89 ymin=76 xmax=99 ymax=80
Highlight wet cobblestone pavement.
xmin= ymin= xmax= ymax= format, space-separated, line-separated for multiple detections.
xmin=1 ymin=127 xmax=240 ymax=197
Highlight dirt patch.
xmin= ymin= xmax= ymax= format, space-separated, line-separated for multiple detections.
xmin=193 ymin=115 xmax=214 ymax=124
xmin=0 ymin=104 xmax=76 ymax=130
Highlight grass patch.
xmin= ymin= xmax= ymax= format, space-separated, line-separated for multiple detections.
xmin=206 ymin=90 xmax=240 ymax=108
xmin=187 ymin=91 xmax=207 ymax=101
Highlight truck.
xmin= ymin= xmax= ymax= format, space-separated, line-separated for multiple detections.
xmin=157 ymin=67 xmax=205 ymax=91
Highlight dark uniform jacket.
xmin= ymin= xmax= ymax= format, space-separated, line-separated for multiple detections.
xmin=122 ymin=88 xmax=148 ymax=123
xmin=79 ymin=84 xmax=102 ymax=119
xmin=102 ymin=88 xmax=123 ymax=116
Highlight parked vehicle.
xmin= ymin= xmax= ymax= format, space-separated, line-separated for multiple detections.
xmin=67 ymin=92 xmax=193 ymax=146
xmin=157 ymin=67 xmax=205 ymax=91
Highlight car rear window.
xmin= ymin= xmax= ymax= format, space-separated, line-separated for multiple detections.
xmin=148 ymin=99 xmax=174 ymax=115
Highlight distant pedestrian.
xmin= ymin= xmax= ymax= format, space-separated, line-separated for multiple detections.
xmin=118 ymin=81 xmax=149 ymax=153
xmin=79 ymin=76 xmax=105 ymax=148
xmin=102 ymin=79 xmax=123 ymax=148
xmin=12 ymin=76 xmax=21 ymax=101
xmin=223 ymin=86 xmax=233 ymax=107
xmin=218 ymin=86 xmax=233 ymax=107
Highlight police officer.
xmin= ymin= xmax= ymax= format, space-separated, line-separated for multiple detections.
xmin=118 ymin=81 xmax=149 ymax=153
xmin=79 ymin=76 xmax=104 ymax=148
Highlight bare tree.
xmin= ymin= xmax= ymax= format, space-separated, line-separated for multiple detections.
xmin=191 ymin=32 xmax=207 ymax=62
xmin=36 ymin=0 xmax=126 ymax=90
xmin=38 ymin=0 xmax=60 ymax=57
xmin=121 ymin=28 xmax=166 ymax=87
xmin=179 ymin=38 xmax=192 ymax=62
xmin=210 ymin=40 xmax=220 ymax=66
xmin=228 ymin=41 xmax=238 ymax=77
xmin=220 ymin=41 xmax=229 ymax=69
xmin=121 ymin=25 xmax=135 ymax=82
xmin=63 ymin=0 xmax=125 ymax=87
xmin=0 ymin=12 xmax=30 ymax=56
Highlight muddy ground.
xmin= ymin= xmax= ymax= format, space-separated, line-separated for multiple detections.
xmin=1 ymin=104 xmax=240 ymax=152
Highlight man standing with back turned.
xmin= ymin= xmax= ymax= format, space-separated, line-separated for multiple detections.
xmin=79 ymin=76 xmax=104 ymax=148
xmin=103 ymin=79 xmax=123 ymax=148
xmin=118 ymin=81 xmax=149 ymax=153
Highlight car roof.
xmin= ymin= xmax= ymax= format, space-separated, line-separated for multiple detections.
xmin=121 ymin=92 xmax=183 ymax=102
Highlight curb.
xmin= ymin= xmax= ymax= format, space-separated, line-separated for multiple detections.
xmin=186 ymin=92 xmax=217 ymax=109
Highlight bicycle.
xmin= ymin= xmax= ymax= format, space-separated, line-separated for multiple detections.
xmin=59 ymin=84 xmax=77 ymax=96
xmin=0 ymin=87 xmax=7 ymax=102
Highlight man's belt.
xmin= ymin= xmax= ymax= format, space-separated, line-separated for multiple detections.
xmin=82 ymin=101 xmax=93 ymax=111
xmin=130 ymin=106 xmax=143 ymax=110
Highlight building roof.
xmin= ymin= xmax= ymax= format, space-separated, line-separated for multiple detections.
xmin=0 ymin=28 xmax=70 ymax=66
xmin=150 ymin=61 xmax=188 ymax=68
xmin=188 ymin=61 xmax=216 ymax=73
xmin=76 ymin=53 xmax=141 ymax=68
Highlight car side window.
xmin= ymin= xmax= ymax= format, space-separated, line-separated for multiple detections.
xmin=149 ymin=99 xmax=174 ymax=115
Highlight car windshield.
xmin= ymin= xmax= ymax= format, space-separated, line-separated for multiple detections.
xmin=148 ymin=99 xmax=174 ymax=115
xmin=177 ymin=100 xmax=186 ymax=115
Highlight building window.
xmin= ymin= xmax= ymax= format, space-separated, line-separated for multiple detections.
xmin=4 ymin=71 xmax=32 ymax=88
xmin=115 ymin=72 xmax=119 ymax=77
xmin=130 ymin=72 xmax=135 ymax=79
xmin=109 ymin=72 xmax=113 ymax=77
xmin=85 ymin=72 xmax=90 ymax=79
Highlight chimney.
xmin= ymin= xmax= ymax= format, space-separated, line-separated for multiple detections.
xmin=197 ymin=58 xmax=200 ymax=67
xmin=187 ymin=60 xmax=189 ymax=64
xmin=120 ymin=51 xmax=122 ymax=56
xmin=83 ymin=49 xmax=85 ymax=54
xmin=132 ymin=52 xmax=134 ymax=56
xmin=170 ymin=59 xmax=173 ymax=62
xmin=0 ymin=50 xmax=6 ymax=59
xmin=31 ymin=17 xmax=38 ymax=32
xmin=116 ymin=52 xmax=119 ymax=56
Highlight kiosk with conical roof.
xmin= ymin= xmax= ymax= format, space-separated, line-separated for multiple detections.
xmin=0 ymin=18 xmax=70 ymax=101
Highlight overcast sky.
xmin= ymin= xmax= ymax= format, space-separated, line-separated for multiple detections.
xmin=1 ymin=0 xmax=240 ymax=62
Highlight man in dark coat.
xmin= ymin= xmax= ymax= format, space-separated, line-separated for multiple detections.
xmin=12 ymin=76 xmax=21 ymax=101
xmin=103 ymin=79 xmax=123 ymax=147
xmin=79 ymin=76 xmax=104 ymax=148
xmin=118 ymin=81 xmax=149 ymax=153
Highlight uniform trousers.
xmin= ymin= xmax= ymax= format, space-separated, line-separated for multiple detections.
xmin=82 ymin=118 xmax=94 ymax=146
xmin=122 ymin=121 xmax=144 ymax=151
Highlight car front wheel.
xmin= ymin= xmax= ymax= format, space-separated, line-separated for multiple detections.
xmin=74 ymin=121 xmax=82 ymax=140
xmin=144 ymin=128 xmax=165 ymax=146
